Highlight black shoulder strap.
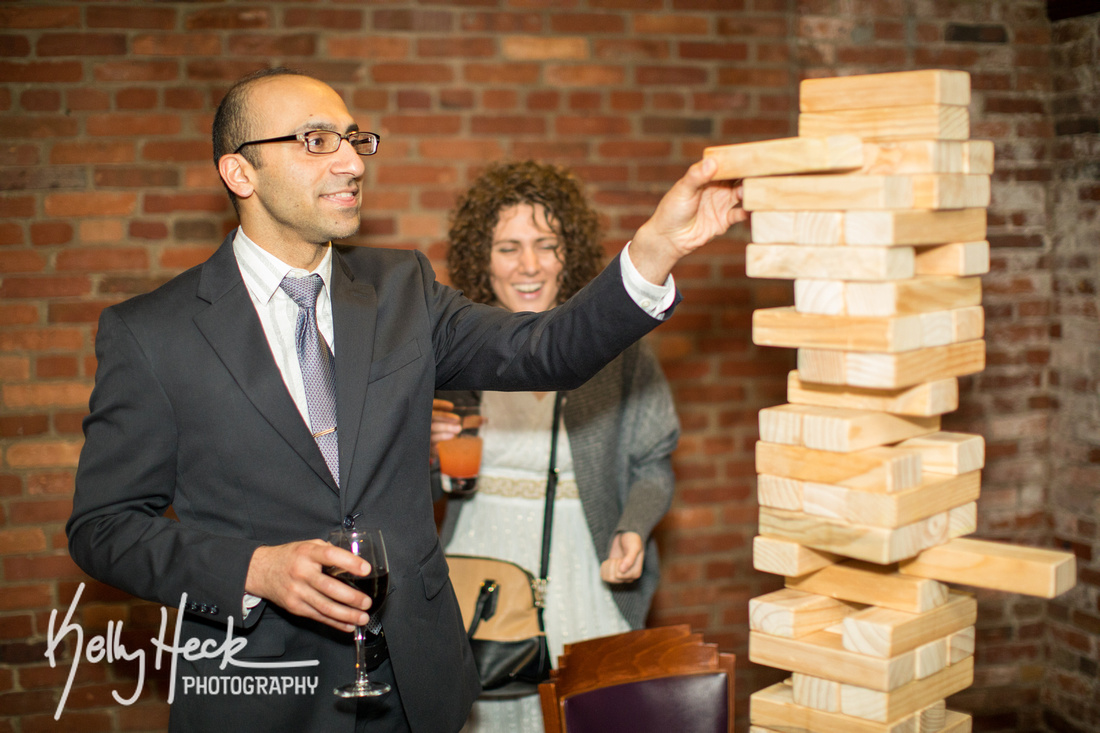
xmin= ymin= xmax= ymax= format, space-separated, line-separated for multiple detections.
xmin=538 ymin=392 xmax=565 ymax=583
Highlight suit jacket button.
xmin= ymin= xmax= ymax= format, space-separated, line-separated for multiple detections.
xmin=210 ymin=605 xmax=219 ymax=615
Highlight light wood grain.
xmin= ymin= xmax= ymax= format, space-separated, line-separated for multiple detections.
xmin=787 ymin=371 xmax=959 ymax=417
xmin=750 ymin=630 xmax=916 ymax=691
xmin=756 ymin=439 xmax=924 ymax=492
xmin=844 ymin=208 xmax=987 ymax=246
xmin=759 ymin=507 xmax=951 ymax=564
xmin=914 ymin=241 xmax=990 ymax=276
xmin=751 ymin=681 xmax=922 ymax=733
xmin=750 ymin=588 xmax=859 ymax=638
xmin=748 ymin=243 xmax=915 ymax=281
xmin=753 ymin=534 xmax=840 ymax=576
xmin=838 ymin=657 xmax=973 ymax=723
xmin=705 ymin=134 xmax=864 ymax=179
xmin=755 ymin=306 xmax=982 ymax=353
xmin=842 ymin=591 xmax=977 ymax=658
xmin=753 ymin=210 xmax=846 ymax=244
xmin=797 ymin=340 xmax=986 ymax=389
xmin=787 ymin=559 xmax=949 ymax=613
xmin=800 ymin=70 xmax=970 ymax=112
xmin=843 ymin=277 xmax=982 ymax=317
xmin=896 ymin=432 xmax=985 ymax=475
xmin=799 ymin=105 xmax=969 ymax=141
xmin=898 ymin=537 xmax=1077 ymax=598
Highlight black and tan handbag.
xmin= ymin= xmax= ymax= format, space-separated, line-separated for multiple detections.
xmin=446 ymin=392 xmax=564 ymax=698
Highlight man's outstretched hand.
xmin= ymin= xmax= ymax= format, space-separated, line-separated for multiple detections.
xmin=628 ymin=157 xmax=747 ymax=285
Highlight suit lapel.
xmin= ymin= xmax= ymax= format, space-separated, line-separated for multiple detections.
xmin=330 ymin=250 xmax=378 ymax=500
xmin=193 ymin=234 xmax=339 ymax=494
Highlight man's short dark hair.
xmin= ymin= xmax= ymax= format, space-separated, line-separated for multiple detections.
xmin=212 ymin=67 xmax=306 ymax=210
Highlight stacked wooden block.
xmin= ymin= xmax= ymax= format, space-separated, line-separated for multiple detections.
xmin=704 ymin=70 xmax=1077 ymax=733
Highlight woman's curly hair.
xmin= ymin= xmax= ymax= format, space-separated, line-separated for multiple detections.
xmin=447 ymin=160 xmax=603 ymax=307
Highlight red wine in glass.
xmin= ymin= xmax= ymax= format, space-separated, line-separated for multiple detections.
xmin=326 ymin=527 xmax=390 ymax=698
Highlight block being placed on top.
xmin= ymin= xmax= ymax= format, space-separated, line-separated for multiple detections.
xmin=704 ymin=135 xmax=864 ymax=180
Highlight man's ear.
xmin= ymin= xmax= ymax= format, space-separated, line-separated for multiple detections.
xmin=218 ymin=154 xmax=255 ymax=200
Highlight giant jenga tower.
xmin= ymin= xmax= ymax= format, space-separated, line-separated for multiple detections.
xmin=704 ymin=70 xmax=1078 ymax=733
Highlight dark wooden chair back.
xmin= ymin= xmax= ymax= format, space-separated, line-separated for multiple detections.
xmin=538 ymin=625 xmax=736 ymax=733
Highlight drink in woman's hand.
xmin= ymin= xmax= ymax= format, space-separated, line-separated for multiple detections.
xmin=438 ymin=435 xmax=482 ymax=477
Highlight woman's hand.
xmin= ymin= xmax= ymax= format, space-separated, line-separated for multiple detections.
xmin=601 ymin=531 xmax=645 ymax=584
xmin=430 ymin=399 xmax=461 ymax=458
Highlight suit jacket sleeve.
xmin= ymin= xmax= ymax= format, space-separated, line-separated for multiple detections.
xmin=67 ymin=306 xmax=262 ymax=622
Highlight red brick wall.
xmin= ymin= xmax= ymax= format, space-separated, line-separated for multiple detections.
xmin=0 ymin=2 xmax=1095 ymax=732
xmin=1044 ymin=8 xmax=1100 ymax=733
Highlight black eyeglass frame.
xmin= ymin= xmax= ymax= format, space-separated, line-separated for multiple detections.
xmin=233 ymin=130 xmax=381 ymax=156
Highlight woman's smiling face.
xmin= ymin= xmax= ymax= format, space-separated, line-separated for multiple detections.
xmin=488 ymin=203 xmax=564 ymax=314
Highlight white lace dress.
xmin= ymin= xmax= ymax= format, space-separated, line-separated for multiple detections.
xmin=445 ymin=390 xmax=631 ymax=733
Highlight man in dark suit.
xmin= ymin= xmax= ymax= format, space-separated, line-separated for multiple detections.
xmin=66 ymin=68 xmax=746 ymax=732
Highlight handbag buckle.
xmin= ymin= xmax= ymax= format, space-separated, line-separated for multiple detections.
xmin=531 ymin=578 xmax=548 ymax=609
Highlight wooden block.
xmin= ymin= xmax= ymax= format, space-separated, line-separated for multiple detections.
xmin=844 ymin=209 xmax=987 ymax=246
xmin=795 ymin=279 xmax=847 ymax=314
xmin=918 ymin=701 xmax=947 ymax=733
xmin=753 ymin=210 xmax=846 ymax=244
xmin=758 ymin=473 xmax=804 ymax=511
xmin=947 ymin=626 xmax=975 ymax=664
xmin=799 ymin=470 xmax=982 ymax=528
xmin=963 ymin=140 xmax=994 ymax=174
xmin=948 ymin=502 xmax=977 ymax=538
xmin=750 ymin=630 xmax=915 ymax=691
xmin=842 ymin=591 xmax=977 ymax=658
xmin=854 ymin=141 xmax=966 ymax=175
xmin=838 ymin=657 xmax=973 ymax=723
xmin=756 ymin=439 xmax=923 ymax=492
xmin=705 ymin=135 xmax=864 ymax=179
xmin=942 ymin=711 xmax=973 ymax=733
xmin=843 ymin=277 xmax=982 ymax=317
xmin=787 ymin=559 xmax=949 ymax=613
xmin=913 ymin=638 xmax=947 ymax=679
xmin=752 ymin=681 xmax=921 ymax=733
xmin=800 ymin=70 xmax=971 ymax=112
xmin=759 ymin=403 xmax=805 ymax=445
xmin=759 ymin=507 xmax=951 ymax=564
xmin=797 ymin=340 xmax=986 ymax=389
xmin=896 ymin=432 xmax=985 ymax=475
xmin=910 ymin=174 xmax=990 ymax=209
xmin=788 ymin=371 xmax=959 ymax=417
xmin=759 ymin=403 xmax=940 ymax=453
xmin=793 ymin=673 xmax=842 ymax=711
xmin=747 ymin=243 xmax=915 ymax=281
xmin=755 ymin=307 xmax=924 ymax=353
xmin=898 ymin=537 xmax=1077 ymax=598
xmin=918 ymin=307 xmax=984 ymax=347
xmin=750 ymin=588 xmax=858 ymax=639
xmin=914 ymin=241 xmax=990 ymax=276
xmin=753 ymin=534 xmax=839 ymax=576
xmin=799 ymin=105 xmax=969 ymax=142
xmin=754 ymin=307 xmax=981 ymax=353
xmin=744 ymin=174 xmax=987 ymax=211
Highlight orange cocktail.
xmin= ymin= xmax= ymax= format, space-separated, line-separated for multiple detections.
xmin=437 ymin=435 xmax=483 ymax=479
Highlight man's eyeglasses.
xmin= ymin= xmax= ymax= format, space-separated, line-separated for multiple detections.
xmin=233 ymin=130 xmax=381 ymax=156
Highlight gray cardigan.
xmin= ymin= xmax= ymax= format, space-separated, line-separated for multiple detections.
xmin=438 ymin=339 xmax=679 ymax=629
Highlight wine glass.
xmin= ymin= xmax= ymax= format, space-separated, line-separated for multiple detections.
xmin=437 ymin=405 xmax=483 ymax=495
xmin=325 ymin=527 xmax=391 ymax=697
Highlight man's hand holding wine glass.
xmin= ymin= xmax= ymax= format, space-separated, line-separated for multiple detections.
xmin=245 ymin=539 xmax=375 ymax=633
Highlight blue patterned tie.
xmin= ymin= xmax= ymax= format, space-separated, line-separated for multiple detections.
xmin=279 ymin=274 xmax=340 ymax=489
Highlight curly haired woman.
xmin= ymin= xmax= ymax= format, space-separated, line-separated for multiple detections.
xmin=433 ymin=161 xmax=680 ymax=733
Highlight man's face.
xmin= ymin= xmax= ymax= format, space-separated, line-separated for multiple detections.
xmin=235 ymin=76 xmax=366 ymax=251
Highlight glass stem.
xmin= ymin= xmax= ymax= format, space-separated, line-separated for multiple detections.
xmin=354 ymin=624 xmax=370 ymax=686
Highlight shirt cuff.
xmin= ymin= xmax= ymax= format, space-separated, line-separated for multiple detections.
xmin=619 ymin=242 xmax=676 ymax=320
xmin=243 ymin=592 xmax=262 ymax=618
